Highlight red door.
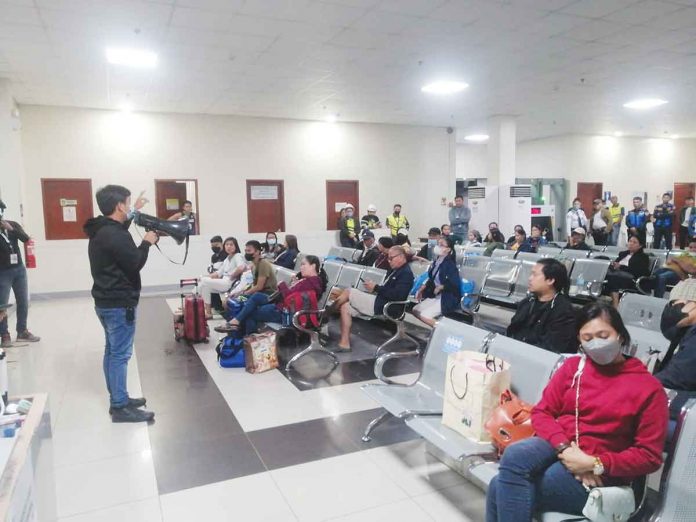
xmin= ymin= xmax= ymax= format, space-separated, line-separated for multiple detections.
xmin=576 ymin=182 xmax=603 ymax=216
xmin=246 ymin=180 xmax=285 ymax=233
xmin=326 ymin=180 xmax=359 ymax=230
xmin=154 ymin=180 xmax=188 ymax=220
xmin=673 ymin=182 xmax=696 ymax=239
xmin=41 ymin=178 xmax=94 ymax=240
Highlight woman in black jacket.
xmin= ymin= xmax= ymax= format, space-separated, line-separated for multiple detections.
xmin=273 ymin=234 xmax=299 ymax=270
xmin=412 ymin=236 xmax=461 ymax=327
xmin=604 ymin=235 xmax=652 ymax=308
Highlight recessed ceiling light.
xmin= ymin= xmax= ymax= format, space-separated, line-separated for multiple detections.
xmin=464 ymin=134 xmax=489 ymax=142
xmin=106 ymin=47 xmax=158 ymax=68
xmin=614 ymin=131 xmax=623 ymax=137
xmin=325 ymin=113 xmax=338 ymax=123
xmin=623 ymin=98 xmax=668 ymax=110
xmin=119 ymin=103 xmax=133 ymax=113
xmin=671 ymin=135 xmax=679 ymax=139
xmin=421 ymin=81 xmax=469 ymax=95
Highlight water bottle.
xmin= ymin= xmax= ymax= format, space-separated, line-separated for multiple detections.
xmin=576 ymin=274 xmax=585 ymax=295
xmin=282 ymin=308 xmax=292 ymax=327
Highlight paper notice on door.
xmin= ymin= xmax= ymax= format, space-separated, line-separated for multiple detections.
xmin=335 ymin=202 xmax=348 ymax=212
xmin=250 ymin=185 xmax=278 ymax=200
xmin=166 ymin=198 xmax=180 ymax=210
xmin=62 ymin=206 xmax=77 ymax=222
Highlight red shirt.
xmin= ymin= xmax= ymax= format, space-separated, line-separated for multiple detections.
xmin=532 ymin=356 xmax=668 ymax=484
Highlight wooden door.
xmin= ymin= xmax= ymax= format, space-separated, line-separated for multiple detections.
xmin=673 ymin=182 xmax=696 ymax=236
xmin=576 ymin=182 xmax=603 ymax=216
xmin=41 ymin=178 xmax=94 ymax=240
xmin=326 ymin=180 xmax=359 ymax=230
xmin=154 ymin=180 xmax=188 ymax=221
xmin=246 ymin=180 xmax=285 ymax=233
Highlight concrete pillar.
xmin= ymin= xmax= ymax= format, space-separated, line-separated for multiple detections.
xmin=0 ymin=79 xmax=25 ymax=220
xmin=486 ymin=116 xmax=516 ymax=186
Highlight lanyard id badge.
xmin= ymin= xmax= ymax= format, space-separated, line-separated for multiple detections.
xmin=1 ymin=231 xmax=17 ymax=264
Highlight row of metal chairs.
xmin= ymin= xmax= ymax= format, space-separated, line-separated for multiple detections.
xmin=361 ymin=316 xmax=695 ymax=522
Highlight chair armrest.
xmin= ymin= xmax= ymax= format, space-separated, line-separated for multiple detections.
xmin=292 ymin=308 xmax=326 ymax=336
xmin=374 ymin=350 xmax=421 ymax=385
xmin=665 ymin=387 xmax=678 ymax=407
xmin=634 ymin=276 xmax=652 ymax=295
xmin=586 ymin=279 xmax=605 ymax=298
xmin=461 ymin=293 xmax=481 ymax=314
xmin=382 ymin=299 xmax=412 ymax=322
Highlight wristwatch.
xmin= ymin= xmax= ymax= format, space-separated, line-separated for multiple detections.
xmin=593 ymin=456 xmax=605 ymax=476
xmin=555 ymin=442 xmax=570 ymax=455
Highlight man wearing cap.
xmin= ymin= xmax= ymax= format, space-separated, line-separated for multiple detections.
xmin=355 ymin=230 xmax=379 ymax=266
xmin=360 ymin=205 xmax=381 ymax=230
xmin=0 ymin=200 xmax=40 ymax=348
xmin=655 ymin=279 xmax=696 ymax=421
xmin=417 ymin=227 xmax=441 ymax=261
xmin=565 ymin=228 xmax=591 ymax=251
xmin=338 ymin=204 xmax=357 ymax=248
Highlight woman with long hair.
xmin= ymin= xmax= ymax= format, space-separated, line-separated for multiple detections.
xmin=412 ymin=236 xmax=461 ymax=327
xmin=199 ymin=236 xmax=246 ymax=318
xmin=273 ymin=234 xmax=299 ymax=270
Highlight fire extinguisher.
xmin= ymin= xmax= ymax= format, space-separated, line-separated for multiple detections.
xmin=24 ymin=238 xmax=36 ymax=268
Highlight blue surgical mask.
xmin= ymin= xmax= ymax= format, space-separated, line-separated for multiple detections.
xmin=428 ymin=239 xmax=437 ymax=247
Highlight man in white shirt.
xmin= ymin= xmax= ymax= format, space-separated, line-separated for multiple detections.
xmin=680 ymin=196 xmax=696 ymax=249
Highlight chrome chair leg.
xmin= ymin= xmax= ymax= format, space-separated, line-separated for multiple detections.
xmin=361 ymin=411 xmax=391 ymax=442
xmin=285 ymin=333 xmax=339 ymax=372
xmin=375 ymin=321 xmax=420 ymax=358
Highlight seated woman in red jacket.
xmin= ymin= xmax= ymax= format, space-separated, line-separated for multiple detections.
xmin=486 ymin=302 xmax=668 ymax=522
xmin=242 ymin=255 xmax=327 ymax=334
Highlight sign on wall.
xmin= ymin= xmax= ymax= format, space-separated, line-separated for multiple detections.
xmin=250 ymin=185 xmax=278 ymax=200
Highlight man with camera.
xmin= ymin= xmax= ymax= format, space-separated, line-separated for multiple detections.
xmin=84 ymin=186 xmax=158 ymax=423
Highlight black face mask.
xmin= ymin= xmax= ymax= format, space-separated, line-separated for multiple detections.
xmin=661 ymin=302 xmax=689 ymax=342
xmin=394 ymin=210 xmax=400 ymax=216
xmin=244 ymin=253 xmax=254 ymax=262
xmin=211 ymin=246 xmax=222 ymax=254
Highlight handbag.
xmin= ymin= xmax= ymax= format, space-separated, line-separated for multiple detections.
xmin=573 ymin=357 xmax=636 ymax=522
xmin=484 ymin=390 xmax=535 ymax=456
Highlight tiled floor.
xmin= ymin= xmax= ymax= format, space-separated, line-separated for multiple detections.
xmin=7 ymin=296 xmax=487 ymax=521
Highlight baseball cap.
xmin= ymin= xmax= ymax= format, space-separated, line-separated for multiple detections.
xmin=669 ymin=279 xmax=696 ymax=302
xmin=361 ymin=230 xmax=375 ymax=239
xmin=572 ymin=228 xmax=586 ymax=236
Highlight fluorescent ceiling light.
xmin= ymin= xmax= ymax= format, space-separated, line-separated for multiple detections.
xmin=671 ymin=135 xmax=679 ymax=139
xmin=106 ymin=47 xmax=158 ymax=68
xmin=119 ymin=103 xmax=133 ymax=113
xmin=614 ymin=131 xmax=623 ymax=137
xmin=421 ymin=81 xmax=469 ymax=95
xmin=325 ymin=113 xmax=338 ymax=123
xmin=464 ymin=134 xmax=489 ymax=143
xmin=623 ymin=98 xmax=667 ymax=110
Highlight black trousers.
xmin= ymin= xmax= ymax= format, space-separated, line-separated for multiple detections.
xmin=679 ymin=226 xmax=692 ymax=249
xmin=654 ymin=226 xmax=672 ymax=250
xmin=591 ymin=229 xmax=608 ymax=246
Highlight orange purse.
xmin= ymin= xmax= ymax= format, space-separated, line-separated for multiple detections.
xmin=484 ymin=390 xmax=535 ymax=456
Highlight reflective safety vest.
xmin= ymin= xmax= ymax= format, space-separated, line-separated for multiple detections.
xmin=609 ymin=204 xmax=624 ymax=225
xmin=386 ymin=214 xmax=409 ymax=236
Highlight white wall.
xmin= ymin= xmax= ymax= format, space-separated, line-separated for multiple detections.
xmin=0 ymin=79 xmax=25 ymax=219
xmin=19 ymin=105 xmax=455 ymax=294
xmin=458 ymin=135 xmax=696 ymax=212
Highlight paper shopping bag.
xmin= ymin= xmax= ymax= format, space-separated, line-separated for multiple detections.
xmin=244 ymin=331 xmax=279 ymax=374
xmin=442 ymin=350 xmax=511 ymax=442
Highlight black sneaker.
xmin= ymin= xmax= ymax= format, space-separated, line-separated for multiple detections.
xmin=111 ymin=405 xmax=155 ymax=423
xmin=109 ymin=397 xmax=147 ymax=414
xmin=0 ymin=334 xmax=11 ymax=348
xmin=17 ymin=331 xmax=40 ymax=342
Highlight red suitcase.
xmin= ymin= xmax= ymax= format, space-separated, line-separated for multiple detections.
xmin=175 ymin=279 xmax=209 ymax=343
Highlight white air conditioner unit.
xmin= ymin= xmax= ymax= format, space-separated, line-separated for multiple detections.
xmin=498 ymin=185 xmax=532 ymax=235
xmin=468 ymin=185 xmax=499 ymax=233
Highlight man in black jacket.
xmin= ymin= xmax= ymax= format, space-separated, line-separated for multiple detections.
xmin=355 ymin=230 xmax=379 ymax=267
xmin=0 ymin=200 xmax=40 ymax=347
xmin=84 ymin=185 xmax=158 ymax=423
xmin=507 ymin=259 xmax=578 ymax=354
xmin=332 ymin=246 xmax=414 ymax=351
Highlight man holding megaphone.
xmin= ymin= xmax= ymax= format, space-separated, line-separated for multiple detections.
xmin=84 ymin=185 xmax=158 ymax=423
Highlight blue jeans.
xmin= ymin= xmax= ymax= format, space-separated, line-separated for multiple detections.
xmin=609 ymin=223 xmax=621 ymax=246
xmin=486 ymin=437 xmax=589 ymax=522
xmin=0 ymin=265 xmax=28 ymax=335
xmin=653 ymin=268 xmax=681 ymax=298
xmin=95 ymin=307 xmax=136 ymax=408
xmin=235 ymin=293 xmax=270 ymax=334
xmin=246 ymin=304 xmax=282 ymax=334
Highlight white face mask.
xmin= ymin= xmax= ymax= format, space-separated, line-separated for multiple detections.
xmin=433 ymin=246 xmax=446 ymax=257
xmin=581 ymin=336 xmax=622 ymax=365
xmin=267 ymin=239 xmax=276 ymax=246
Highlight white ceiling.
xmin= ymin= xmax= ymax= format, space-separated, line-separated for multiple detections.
xmin=1 ymin=0 xmax=696 ymax=141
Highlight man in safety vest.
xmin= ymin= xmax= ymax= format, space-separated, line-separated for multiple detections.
xmin=338 ymin=204 xmax=358 ymax=248
xmin=608 ymin=195 xmax=624 ymax=246
xmin=386 ymin=204 xmax=409 ymax=239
